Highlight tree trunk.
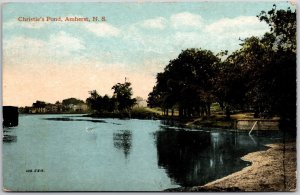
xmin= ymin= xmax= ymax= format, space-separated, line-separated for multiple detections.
xmin=219 ymin=101 xmax=224 ymax=111
xmin=254 ymin=109 xmax=259 ymax=118
xmin=179 ymin=107 xmax=183 ymax=118
xmin=200 ymin=106 xmax=204 ymax=117
xmin=225 ymin=106 xmax=231 ymax=120
xmin=207 ymin=103 xmax=211 ymax=116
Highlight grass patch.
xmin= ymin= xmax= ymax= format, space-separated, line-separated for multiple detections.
xmin=190 ymin=117 xmax=235 ymax=129
xmin=131 ymin=107 xmax=161 ymax=119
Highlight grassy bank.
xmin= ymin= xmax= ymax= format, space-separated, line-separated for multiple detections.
xmin=183 ymin=112 xmax=257 ymax=129
xmin=86 ymin=106 xmax=286 ymax=130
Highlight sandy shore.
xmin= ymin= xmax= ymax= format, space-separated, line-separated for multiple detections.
xmin=167 ymin=142 xmax=296 ymax=192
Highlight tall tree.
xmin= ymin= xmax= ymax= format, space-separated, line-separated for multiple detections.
xmin=112 ymin=82 xmax=136 ymax=113
xmin=257 ymin=5 xmax=296 ymax=120
xmin=86 ymin=90 xmax=102 ymax=112
xmin=221 ymin=6 xmax=296 ymax=119
xmin=148 ymin=48 xmax=220 ymax=118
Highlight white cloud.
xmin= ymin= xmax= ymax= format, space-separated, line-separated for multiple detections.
xmin=205 ymin=16 xmax=268 ymax=38
xmin=140 ymin=17 xmax=167 ymax=30
xmin=3 ymin=31 xmax=85 ymax=66
xmin=82 ymin=22 xmax=121 ymax=37
xmin=3 ymin=36 xmax=45 ymax=65
xmin=172 ymin=32 xmax=203 ymax=48
xmin=49 ymin=31 xmax=85 ymax=52
xmin=170 ymin=12 xmax=203 ymax=29
xmin=117 ymin=13 xmax=271 ymax=63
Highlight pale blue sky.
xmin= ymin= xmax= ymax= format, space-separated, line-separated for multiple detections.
xmin=3 ymin=2 xmax=295 ymax=106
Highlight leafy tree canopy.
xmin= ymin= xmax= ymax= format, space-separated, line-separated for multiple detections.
xmin=112 ymin=82 xmax=136 ymax=112
xmin=62 ymin=98 xmax=84 ymax=106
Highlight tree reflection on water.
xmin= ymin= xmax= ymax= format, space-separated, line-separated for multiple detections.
xmin=154 ymin=128 xmax=263 ymax=187
xmin=113 ymin=130 xmax=132 ymax=158
xmin=3 ymin=127 xmax=17 ymax=143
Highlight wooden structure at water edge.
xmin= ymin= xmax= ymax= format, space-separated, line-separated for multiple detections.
xmin=236 ymin=119 xmax=280 ymax=131
xmin=3 ymin=106 xmax=19 ymax=127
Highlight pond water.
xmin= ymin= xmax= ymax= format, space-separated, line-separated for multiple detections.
xmin=3 ymin=114 xmax=287 ymax=191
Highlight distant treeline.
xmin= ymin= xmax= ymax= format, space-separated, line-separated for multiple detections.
xmin=20 ymin=82 xmax=149 ymax=118
xmin=19 ymin=98 xmax=88 ymax=114
xmin=147 ymin=6 xmax=296 ymax=121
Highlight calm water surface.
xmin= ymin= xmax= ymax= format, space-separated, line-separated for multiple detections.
xmin=3 ymin=114 xmax=286 ymax=191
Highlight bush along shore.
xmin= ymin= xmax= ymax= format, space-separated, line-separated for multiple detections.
xmin=85 ymin=107 xmax=162 ymax=120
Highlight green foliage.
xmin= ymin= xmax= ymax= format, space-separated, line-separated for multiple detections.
xmin=86 ymin=90 xmax=117 ymax=113
xmin=147 ymin=86 xmax=163 ymax=108
xmin=87 ymin=81 xmax=136 ymax=114
xmin=148 ymin=6 xmax=296 ymax=121
xmin=148 ymin=48 xmax=220 ymax=118
xmin=258 ymin=5 xmax=296 ymax=52
xmin=130 ymin=107 xmax=160 ymax=119
xmin=32 ymin=100 xmax=46 ymax=108
xmin=62 ymin=98 xmax=84 ymax=106
xmin=112 ymin=82 xmax=136 ymax=112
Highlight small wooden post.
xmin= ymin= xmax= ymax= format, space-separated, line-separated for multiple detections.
xmin=249 ymin=121 xmax=258 ymax=135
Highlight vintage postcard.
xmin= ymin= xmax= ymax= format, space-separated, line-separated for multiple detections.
xmin=2 ymin=1 xmax=296 ymax=192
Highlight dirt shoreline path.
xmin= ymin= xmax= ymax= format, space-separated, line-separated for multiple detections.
xmin=167 ymin=142 xmax=296 ymax=192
